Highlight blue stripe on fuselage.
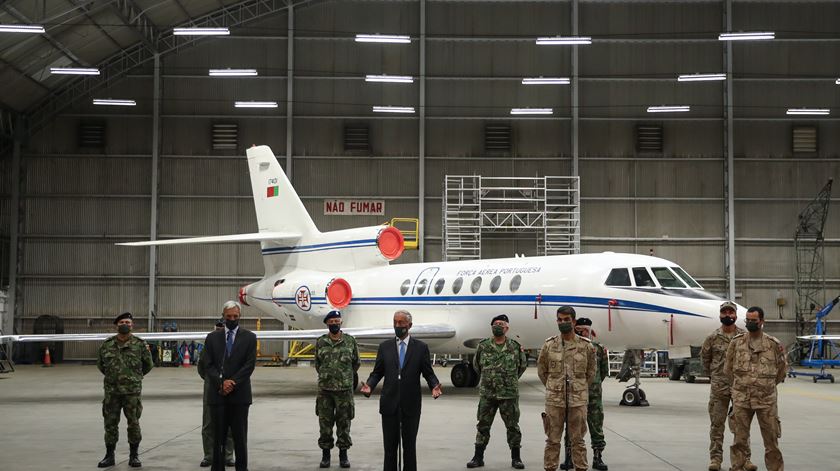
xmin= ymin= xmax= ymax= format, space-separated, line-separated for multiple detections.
xmin=261 ymin=238 xmax=377 ymax=255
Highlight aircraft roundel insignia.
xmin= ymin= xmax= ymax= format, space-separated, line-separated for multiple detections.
xmin=295 ymin=286 xmax=312 ymax=311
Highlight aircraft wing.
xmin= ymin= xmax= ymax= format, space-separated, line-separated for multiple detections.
xmin=0 ymin=324 xmax=456 ymax=343
xmin=797 ymin=335 xmax=840 ymax=341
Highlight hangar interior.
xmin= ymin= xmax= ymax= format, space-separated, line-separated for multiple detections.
xmin=2 ymin=0 xmax=840 ymax=360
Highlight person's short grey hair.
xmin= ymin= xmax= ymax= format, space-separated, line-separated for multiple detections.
xmin=222 ymin=300 xmax=242 ymax=312
xmin=394 ymin=310 xmax=412 ymax=323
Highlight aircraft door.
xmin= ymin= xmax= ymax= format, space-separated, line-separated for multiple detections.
xmin=411 ymin=267 xmax=440 ymax=295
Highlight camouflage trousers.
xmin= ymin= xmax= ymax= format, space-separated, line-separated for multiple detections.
xmin=102 ymin=393 xmax=142 ymax=446
xmin=316 ymin=389 xmax=355 ymax=450
xmin=543 ymin=404 xmax=588 ymax=471
xmin=474 ymin=396 xmax=522 ymax=448
xmin=709 ymin=394 xmax=754 ymax=466
xmin=730 ymin=405 xmax=783 ymax=471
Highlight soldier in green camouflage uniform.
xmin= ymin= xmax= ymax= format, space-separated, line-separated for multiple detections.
xmin=96 ymin=312 xmax=153 ymax=468
xmin=466 ymin=314 xmax=527 ymax=469
xmin=315 ymin=310 xmax=360 ymax=469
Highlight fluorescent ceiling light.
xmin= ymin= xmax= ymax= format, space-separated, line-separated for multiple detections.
xmin=173 ymin=27 xmax=230 ymax=36
xmin=522 ymin=77 xmax=570 ymax=85
xmin=93 ymin=99 xmax=136 ymax=106
xmin=235 ymin=101 xmax=278 ymax=108
xmin=536 ymin=36 xmax=592 ymax=45
xmin=510 ymin=108 xmax=553 ymax=115
xmin=835 ymin=78 xmax=840 ymax=85
xmin=718 ymin=32 xmax=774 ymax=41
xmin=0 ymin=24 xmax=45 ymax=33
xmin=51 ymin=67 xmax=100 ymax=75
xmin=365 ymin=74 xmax=414 ymax=83
xmin=209 ymin=69 xmax=258 ymax=76
xmin=372 ymin=106 xmax=415 ymax=113
xmin=678 ymin=73 xmax=726 ymax=82
xmin=647 ymin=105 xmax=690 ymax=113
xmin=786 ymin=108 xmax=830 ymax=116
xmin=355 ymin=34 xmax=410 ymax=44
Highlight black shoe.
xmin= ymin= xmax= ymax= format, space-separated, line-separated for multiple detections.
xmin=128 ymin=443 xmax=142 ymax=468
xmin=339 ymin=449 xmax=350 ymax=468
xmin=511 ymin=447 xmax=525 ymax=469
xmin=200 ymin=458 xmax=211 ymax=467
xmin=97 ymin=445 xmax=116 ymax=468
xmin=559 ymin=450 xmax=573 ymax=470
xmin=466 ymin=445 xmax=485 ymax=468
xmin=592 ymin=449 xmax=608 ymax=471
xmin=320 ymin=448 xmax=331 ymax=468
xmin=226 ymin=458 xmax=236 ymax=467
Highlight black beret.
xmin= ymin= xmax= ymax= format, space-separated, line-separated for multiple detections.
xmin=215 ymin=319 xmax=224 ymax=328
xmin=113 ymin=312 xmax=133 ymax=324
xmin=576 ymin=317 xmax=593 ymax=326
xmin=323 ymin=310 xmax=342 ymax=324
xmin=491 ymin=314 xmax=509 ymax=325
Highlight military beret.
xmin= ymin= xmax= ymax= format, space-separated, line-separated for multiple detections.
xmin=720 ymin=301 xmax=737 ymax=312
xmin=215 ymin=319 xmax=224 ymax=328
xmin=576 ymin=317 xmax=593 ymax=326
xmin=491 ymin=314 xmax=509 ymax=325
xmin=323 ymin=310 xmax=342 ymax=324
xmin=113 ymin=312 xmax=133 ymax=324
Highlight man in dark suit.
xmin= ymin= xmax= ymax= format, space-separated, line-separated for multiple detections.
xmin=360 ymin=310 xmax=442 ymax=471
xmin=202 ymin=301 xmax=257 ymax=471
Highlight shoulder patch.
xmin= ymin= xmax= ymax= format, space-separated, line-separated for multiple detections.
xmin=545 ymin=335 xmax=558 ymax=343
xmin=733 ymin=333 xmax=746 ymax=339
xmin=578 ymin=335 xmax=592 ymax=343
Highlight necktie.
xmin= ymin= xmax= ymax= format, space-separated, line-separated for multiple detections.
xmin=226 ymin=330 xmax=234 ymax=358
xmin=399 ymin=340 xmax=406 ymax=370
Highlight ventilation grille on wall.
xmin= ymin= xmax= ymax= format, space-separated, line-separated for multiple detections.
xmin=485 ymin=123 xmax=512 ymax=153
xmin=78 ymin=121 xmax=105 ymax=148
xmin=792 ymin=125 xmax=818 ymax=155
xmin=212 ymin=123 xmax=238 ymax=150
xmin=636 ymin=124 xmax=663 ymax=153
xmin=344 ymin=124 xmax=370 ymax=152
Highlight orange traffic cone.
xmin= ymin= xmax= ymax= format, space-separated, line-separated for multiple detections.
xmin=42 ymin=347 xmax=53 ymax=367
xmin=182 ymin=349 xmax=191 ymax=367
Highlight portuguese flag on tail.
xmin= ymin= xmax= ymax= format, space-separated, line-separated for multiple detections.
xmin=267 ymin=185 xmax=279 ymax=197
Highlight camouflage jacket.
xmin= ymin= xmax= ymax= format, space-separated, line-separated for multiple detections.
xmin=537 ymin=334 xmax=596 ymax=407
xmin=724 ymin=332 xmax=787 ymax=409
xmin=473 ymin=337 xmax=527 ymax=399
xmin=590 ymin=341 xmax=609 ymax=391
xmin=701 ymin=326 xmax=746 ymax=397
xmin=97 ymin=334 xmax=153 ymax=395
xmin=314 ymin=332 xmax=360 ymax=391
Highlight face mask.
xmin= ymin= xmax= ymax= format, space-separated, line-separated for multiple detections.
xmin=720 ymin=316 xmax=736 ymax=326
xmin=558 ymin=322 xmax=573 ymax=334
xmin=117 ymin=324 xmax=131 ymax=335
xmin=394 ymin=326 xmax=408 ymax=338
xmin=225 ymin=319 xmax=239 ymax=330
xmin=491 ymin=325 xmax=505 ymax=337
xmin=745 ymin=320 xmax=760 ymax=332
xmin=328 ymin=324 xmax=341 ymax=334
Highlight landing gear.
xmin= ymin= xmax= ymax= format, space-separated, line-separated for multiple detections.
xmin=618 ymin=349 xmax=649 ymax=407
xmin=451 ymin=361 xmax=480 ymax=388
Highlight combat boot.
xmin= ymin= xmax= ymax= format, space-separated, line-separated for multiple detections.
xmin=128 ymin=443 xmax=142 ymax=468
xmin=339 ymin=449 xmax=350 ymax=468
xmin=559 ymin=450 xmax=573 ymax=470
xmin=320 ymin=448 xmax=331 ymax=468
xmin=511 ymin=447 xmax=525 ymax=469
xmin=707 ymin=462 xmax=720 ymax=471
xmin=592 ymin=449 xmax=608 ymax=470
xmin=97 ymin=445 xmax=115 ymax=468
xmin=744 ymin=461 xmax=758 ymax=471
xmin=466 ymin=445 xmax=485 ymax=468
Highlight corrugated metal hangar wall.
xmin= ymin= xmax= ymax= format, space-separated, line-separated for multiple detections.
xmin=2 ymin=0 xmax=840 ymax=359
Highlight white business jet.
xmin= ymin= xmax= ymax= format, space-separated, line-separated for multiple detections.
xmin=2 ymin=146 xmax=743 ymax=404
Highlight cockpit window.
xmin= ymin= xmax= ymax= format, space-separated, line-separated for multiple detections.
xmin=632 ymin=267 xmax=656 ymax=287
xmin=651 ymin=267 xmax=686 ymax=288
xmin=605 ymin=268 xmax=631 ymax=287
xmin=672 ymin=266 xmax=702 ymax=288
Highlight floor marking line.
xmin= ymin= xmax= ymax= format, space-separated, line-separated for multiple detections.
xmin=115 ymin=423 xmax=202 ymax=465
xmin=607 ymin=426 xmax=684 ymax=471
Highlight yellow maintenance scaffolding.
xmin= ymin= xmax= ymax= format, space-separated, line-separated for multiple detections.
xmin=255 ymin=318 xmax=377 ymax=363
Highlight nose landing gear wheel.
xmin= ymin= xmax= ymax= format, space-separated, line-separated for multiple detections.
xmin=619 ymin=387 xmax=649 ymax=407
xmin=451 ymin=362 xmax=479 ymax=388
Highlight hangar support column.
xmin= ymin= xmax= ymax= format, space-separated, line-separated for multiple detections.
xmin=723 ymin=0 xmax=736 ymax=301
xmin=286 ymin=4 xmax=294 ymax=178
xmin=148 ymin=53 xmax=161 ymax=333
xmin=5 ymin=115 xmax=23 ymax=340
xmin=419 ymin=0 xmax=426 ymax=262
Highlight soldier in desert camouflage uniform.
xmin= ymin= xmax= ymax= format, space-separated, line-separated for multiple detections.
xmin=96 ymin=312 xmax=154 ymax=468
xmin=315 ymin=310 xmax=360 ymax=469
xmin=466 ymin=314 xmax=528 ymax=469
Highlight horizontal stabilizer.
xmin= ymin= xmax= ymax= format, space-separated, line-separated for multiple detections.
xmin=116 ymin=232 xmax=299 ymax=247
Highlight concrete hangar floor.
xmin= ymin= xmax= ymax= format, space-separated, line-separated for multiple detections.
xmin=0 ymin=364 xmax=837 ymax=471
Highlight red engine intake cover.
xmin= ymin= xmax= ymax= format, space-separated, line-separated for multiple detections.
xmin=326 ymin=278 xmax=353 ymax=309
xmin=238 ymin=286 xmax=250 ymax=306
xmin=377 ymin=226 xmax=405 ymax=261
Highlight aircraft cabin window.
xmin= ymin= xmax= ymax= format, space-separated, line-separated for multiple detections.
xmin=672 ymin=266 xmax=702 ymax=288
xmin=453 ymin=277 xmax=464 ymax=294
xmin=510 ymin=274 xmax=522 ymax=292
xmin=400 ymin=279 xmax=411 ymax=295
xmin=632 ymin=267 xmax=656 ymax=287
xmin=434 ymin=278 xmax=445 ymax=294
xmin=471 ymin=276 xmax=483 ymax=294
xmin=651 ymin=267 xmax=686 ymax=288
xmin=605 ymin=268 xmax=631 ymax=287
xmin=417 ymin=279 xmax=428 ymax=295
xmin=490 ymin=275 xmax=502 ymax=293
